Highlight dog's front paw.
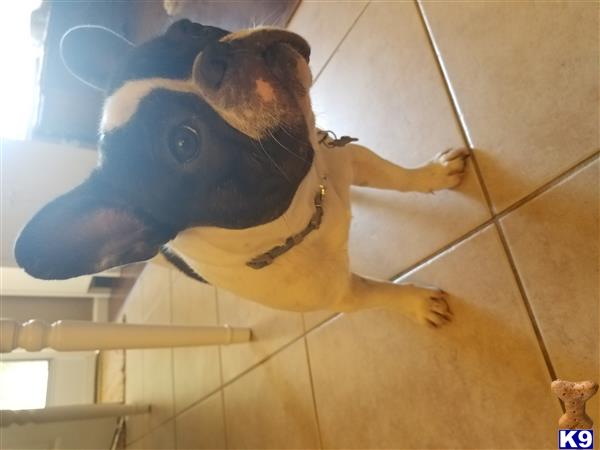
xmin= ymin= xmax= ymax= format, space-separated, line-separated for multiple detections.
xmin=406 ymin=287 xmax=453 ymax=328
xmin=417 ymin=148 xmax=470 ymax=193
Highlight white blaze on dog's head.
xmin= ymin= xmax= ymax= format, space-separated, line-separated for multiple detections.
xmin=100 ymin=78 xmax=198 ymax=133
xmin=96 ymin=24 xmax=313 ymax=141
xmin=99 ymin=75 xmax=283 ymax=139
xmin=255 ymin=78 xmax=275 ymax=103
xmin=189 ymin=27 xmax=313 ymax=139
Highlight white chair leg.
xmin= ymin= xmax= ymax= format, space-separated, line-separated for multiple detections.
xmin=0 ymin=319 xmax=252 ymax=352
xmin=1 ymin=403 xmax=150 ymax=427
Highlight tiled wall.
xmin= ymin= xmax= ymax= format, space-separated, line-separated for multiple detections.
xmin=124 ymin=1 xmax=598 ymax=448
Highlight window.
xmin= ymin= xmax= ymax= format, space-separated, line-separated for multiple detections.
xmin=0 ymin=0 xmax=44 ymax=139
xmin=0 ymin=360 xmax=49 ymax=410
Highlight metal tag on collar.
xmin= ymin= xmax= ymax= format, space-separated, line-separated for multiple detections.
xmin=330 ymin=135 xmax=358 ymax=147
xmin=318 ymin=130 xmax=358 ymax=148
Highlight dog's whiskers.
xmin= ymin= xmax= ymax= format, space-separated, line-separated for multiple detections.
xmin=276 ymin=121 xmax=301 ymax=141
xmin=254 ymin=138 xmax=291 ymax=182
xmin=267 ymin=129 xmax=307 ymax=163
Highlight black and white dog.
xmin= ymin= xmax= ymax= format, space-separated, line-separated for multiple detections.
xmin=15 ymin=20 xmax=469 ymax=327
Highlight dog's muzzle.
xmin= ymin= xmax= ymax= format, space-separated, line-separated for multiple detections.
xmin=194 ymin=29 xmax=311 ymax=89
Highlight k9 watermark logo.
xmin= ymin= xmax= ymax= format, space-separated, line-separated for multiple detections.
xmin=559 ymin=430 xmax=594 ymax=449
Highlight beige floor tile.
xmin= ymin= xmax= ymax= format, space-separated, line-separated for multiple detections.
xmin=224 ymin=340 xmax=320 ymax=449
xmin=123 ymin=280 xmax=144 ymax=324
xmin=287 ymin=0 xmax=367 ymax=78
xmin=126 ymin=274 xmax=176 ymax=442
xmin=501 ymin=158 xmax=599 ymax=422
xmin=143 ymin=347 xmax=175 ymax=430
xmin=309 ymin=1 xmax=490 ymax=280
xmin=126 ymin=435 xmax=148 ymax=450
xmin=141 ymin=262 xmax=172 ymax=322
xmin=141 ymin=303 xmax=175 ymax=429
xmin=175 ymin=391 xmax=227 ymax=450
xmin=307 ymin=226 xmax=560 ymax=449
xmin=422 ymin=1 xmax=599 ymax=211
xmin=171 ymin=272 xmax=222 ymax=413
xmin=303 ymin=310 xmax=337 ymax=332
xmin=125 ymin=349 xmax=148 ymax=444
xmin=139 ymin=419 xmax=176 ymax=450
xmin=217 ymin=288 xmax=305 ymax=383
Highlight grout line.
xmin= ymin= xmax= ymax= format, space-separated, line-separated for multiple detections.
xmin=495 ymin=150 xmax=600 ymax=218
xmin=218 ymin=331 xmax=308 ymax=391
xmin=390 ymin=218 xmax=495 ymax=282
xmin=391 ymin=150 xmax=600 ymax=282
xmin=141 ymin=325 xmax=315 ymax=439
xmin=167 ymin=272 xmax=178 ymax=449
xmin=303 ymin=336 xmax=324 ymax=449
xmin=414 ymin=0 xmax=563 ymax=398
xmin=127 ymin=433 xmax=144 ymax=448
xmin=415 ymin=1 xmax=473 ymax=148
xmin=303 ymin=311 xmax=342 ymax=335
xmin=301 ymin=312 xmax=308 ymax=334
xmin=494 ymin=222 xmax=559 ymax=380
xmin=127 ymin=304 xmax=150 ymax=446
xmin=133 ymin=313 xmax=345 ymax=444
xmin=214 ymin=289 xmax=230 ymax=450
xmin=219 ymin=389 xmax=229 ymax=450
xmin=311 ymin=1 xmax=370 ymax=85
xmin=284 ymin=0 xmax=303 ymax=28
xmin=415 ymin=0 xmax=495 ymax=214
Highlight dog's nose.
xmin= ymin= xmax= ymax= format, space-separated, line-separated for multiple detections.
xmin=197 ymin=41 xmax=231 ymax=89
xmin=253 ymin=30 xmax=311 ymax=63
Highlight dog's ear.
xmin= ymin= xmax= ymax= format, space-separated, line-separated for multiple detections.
xmin=60 ymin=25 xmax=134 ymax=91
xmin=14 ymin=176 xmax=174 ymax=280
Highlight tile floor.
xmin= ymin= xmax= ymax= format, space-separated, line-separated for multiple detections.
xmin=123 ymin=1 xmax=598 ymax=448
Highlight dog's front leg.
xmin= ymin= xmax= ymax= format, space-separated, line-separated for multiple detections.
xmin=333 ymin=274 xmax=452 ymax=328
xmin=349 ymin=143 xmax=469 ymax=193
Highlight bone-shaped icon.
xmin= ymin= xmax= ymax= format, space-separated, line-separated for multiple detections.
xmin=551 ymin=379 xmax=598 ymax=429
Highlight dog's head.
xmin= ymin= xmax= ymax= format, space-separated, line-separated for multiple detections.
xmin=14 ymin=20 xmax=314 ymax=279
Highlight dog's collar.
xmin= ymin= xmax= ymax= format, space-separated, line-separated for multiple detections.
xmin=246 ymin=130 xmax=357 ymax=270
xmin=246 ymin=182 xmax=326 ymax=269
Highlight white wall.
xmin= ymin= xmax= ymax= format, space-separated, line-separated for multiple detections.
xmin=2 ymin=350 xmax=97 ymax=407
xmin=0 ymin=138 xmax=97 ymax=267
xmin=1 ymin=417 xmax=117 ymax=449
xmin=1 ymin=351 xmax=109 ymax=450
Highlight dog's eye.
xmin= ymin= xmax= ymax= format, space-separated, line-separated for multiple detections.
xmin=168 ymin=125 xmax=200 ymax=164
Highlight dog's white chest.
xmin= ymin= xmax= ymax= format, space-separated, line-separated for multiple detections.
xmin=170 ymin=142 xmax=354 ymax=311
